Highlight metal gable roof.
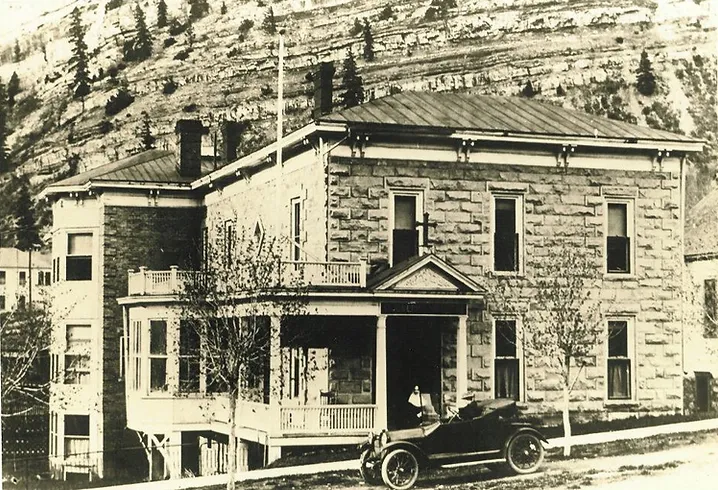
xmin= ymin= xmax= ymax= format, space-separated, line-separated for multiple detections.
xmin=320 ymin=91 xmax=699 ymax=143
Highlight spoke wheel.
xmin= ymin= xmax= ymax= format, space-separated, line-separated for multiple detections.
xmin=381 ymin=449 xmax=419 ymax=490
xmin=506 ymin=432 xmax=544 ymax=474
xmin=359 ymin=449 xmax=382 ymax=485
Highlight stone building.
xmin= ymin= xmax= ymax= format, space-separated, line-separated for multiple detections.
xmin=40 ymin=91 xmax=703 ymax=481
xmin=684 ymin=187 xmax=718 ymax=413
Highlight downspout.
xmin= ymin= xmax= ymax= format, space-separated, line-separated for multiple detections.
xmin=680 ymin=156 xmax=687 ymax=395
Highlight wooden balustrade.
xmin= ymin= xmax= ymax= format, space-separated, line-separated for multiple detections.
xmin=280 ymin=405 xmax=376 ymax=434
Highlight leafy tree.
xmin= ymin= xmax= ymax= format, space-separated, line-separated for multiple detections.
xmin=180 ymin=226 xmax=306 ymax=490
xmin=636 ymin=49 xmax=657 ymax=96
xmin=490 ymin=243 xmax=603 ymax=457
xmin=157 ymin=0 xmax=168 ymax=28
xmin=124 ymin=4 xmax=153 ymax=62
xmin=188 ymin=0 xmax=210 ymax=21
xmin=263 ymin=7 xmax=277 ymax=34
xmin=139 ymin=111 xmax=156 ymax=150
xmin=7 ymin=72 xmax=20 ymax=108
xmin=362 ymin=19 xmax=375 ymax=62
xmin=0 ymin=80 xmax=7 ymax=174
xmin=69 ymin=7 xmax=91 ymax=107
xmin=340 ymin=49 xmax=364 ymax=109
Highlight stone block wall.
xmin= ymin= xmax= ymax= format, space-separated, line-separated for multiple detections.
xmin=328 ymin=155 xmax=684 ymax=416
xmin=102 ymin=205 xmax=203 ymax=477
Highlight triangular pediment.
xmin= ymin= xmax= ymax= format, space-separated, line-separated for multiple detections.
xmin=370 ymin=254 xmax=484 ymax=294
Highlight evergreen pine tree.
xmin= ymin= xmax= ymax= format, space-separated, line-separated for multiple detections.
xmin=132 ymin=4 xmax=154 ymax=61
xmin=186 ymin=22 xmax=195 ymax=49
xmin=340 ymin=49 xmax=364 ymax=109
xmin=362 ymin=19 xmax=374 ymax=62
xmin=263 ymin=7 xmax=277 ymax=34
xmin=13 ymin=40 xmax=21 ymax=63
xmin=7 ymin=72 xmax=20 ymax=108
xmin=157 ymin=0 xmax=168 ymax=28
xmin=69 ymin=7 xmax=91 ymax=104
xmin=0 ymin=80 xmax=8 ymax=173
xmin=636 ymin=49 xmax=657 ymax=96
xmin=221 ymin=2 xmax=227 ymax=15
xmin=139 ymin=111 xmax=156 ymax=150
xmin=189 ymin=0 xmax=210 ymax=21
xmin=11 ymin=174 xmax=41 ymax=252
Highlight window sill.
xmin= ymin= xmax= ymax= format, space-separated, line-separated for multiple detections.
xmin=603 ymin=273 xmax=636 ymax=280
xmin=603 ymin=399 xmax=639 ymax=408
xmin=490 ymin=271 xmax=524 ymax=278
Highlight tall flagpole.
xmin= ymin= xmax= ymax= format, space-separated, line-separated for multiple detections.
xmin=276 ymin=29 xmax=285 ymax=168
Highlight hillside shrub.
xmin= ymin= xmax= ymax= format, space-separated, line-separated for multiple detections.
xmin=378 ymin=6 xmax=395 ymax=21
xmin=556 ymin=84 xmax=566 ymax=96
xmin=349 ymin=18 xmax=362 ymax=36
xmin=164 ymin=37 xmax=177 ymax=48
xmin=162 ymin=78 xmax=178 ymax=95
xmin=98 ymin=120 xmax=113 ymax=134
xmin=260 ymin=85 xmax=274 ymax=97
xmin=169 ymin=19 xmax=188 ymax=36
xmin=642 ymin=101 xmax=682 ymax=134
xmin=174 ymin=49 xmax=191 ymax=61
xmin=105 ymin=88 xmax=135 ymax=116
xmin=105 ymin=0 xmax=124 ymax=12
xmin=182 ymin=103 xmax=198 ymax=113
xmin=520 ymin=80 xmax=538 ymax=97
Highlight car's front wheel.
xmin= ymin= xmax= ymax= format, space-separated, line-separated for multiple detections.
xmin=381 ymin=448 xmax=419 ymax=490
xmin=505 ymin=432 xmax=544 ymax=474
xmin=359 ymin=449 xmax=382 ymax=485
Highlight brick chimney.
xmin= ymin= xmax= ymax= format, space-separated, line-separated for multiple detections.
xmin=220 ymin=120 xmax=244 ymax=164
xmin=311 ymin=61 xmax=335 ymax=119
xmin=175 ymin=119 xmax=208 ymax=178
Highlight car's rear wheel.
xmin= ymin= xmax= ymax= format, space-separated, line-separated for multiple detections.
xmin=359 ymin=449 xmax=382 ymax=485
xmin=381 ymin=448 xmax=419 ymax=490
xmin=506 ymin=432 xmax=544 ymax=474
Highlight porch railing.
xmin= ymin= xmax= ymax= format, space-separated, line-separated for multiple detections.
xmin=280 ymin=404 xmax=376 ymax=434
xmin=127 ymin=261 xmax=366 ymax=296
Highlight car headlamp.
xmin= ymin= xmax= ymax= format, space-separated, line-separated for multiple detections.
xmin=379 ymin=431 xmax=389 ymax=447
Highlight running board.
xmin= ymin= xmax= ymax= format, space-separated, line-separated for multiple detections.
xmin=440 ymin=458 xmax=505 ymax=469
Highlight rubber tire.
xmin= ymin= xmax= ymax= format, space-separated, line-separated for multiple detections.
xmin=381 ymin=448 xmax=420 ymax=490
xmin=359 ymin=449 xmax=382 ymax=485
xmin=505 ymin=432 xmax=545 ymax=475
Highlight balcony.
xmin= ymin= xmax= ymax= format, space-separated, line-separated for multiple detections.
xmin=127 ymin=261 xmax=366 ymax=296
xmin=280 ymin=404 xmax=376 ymax=435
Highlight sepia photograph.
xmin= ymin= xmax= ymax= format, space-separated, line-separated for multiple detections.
xmin=0 ymin=1 xmax=716 ymax=489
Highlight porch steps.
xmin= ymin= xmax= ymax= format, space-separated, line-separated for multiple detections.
xmin=81 ymin=418 xmax=718 ymax=490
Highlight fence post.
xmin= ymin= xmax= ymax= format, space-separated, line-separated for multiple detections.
xmin=170 ymin=265 xmax=179 ymax=293
xmin=139 ymin=266 xmax=148 ymax=295
xmin=359 ymin=261 xmax=367 ymax=288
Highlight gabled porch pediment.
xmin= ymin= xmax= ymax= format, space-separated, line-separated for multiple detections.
xmin=368 ymin=254 xmax=485 ymax=294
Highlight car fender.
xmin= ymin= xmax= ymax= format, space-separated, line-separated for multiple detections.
xmin=502 ymin=426 xmax=548 ymax=456
xmin=380 ymin=441 xmax=429 ymax=467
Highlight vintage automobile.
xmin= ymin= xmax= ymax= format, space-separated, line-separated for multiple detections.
xmin=359 ymin=398 xmax=547 ymax=490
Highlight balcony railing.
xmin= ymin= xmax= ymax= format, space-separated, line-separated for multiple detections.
xmin=280 ymin=404 xmax=376 ymax=434
xmin=127 ymin=261 xmax=366 ymax=296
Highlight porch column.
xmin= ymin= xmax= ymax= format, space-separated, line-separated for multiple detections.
xmin=375 ymin=315 xmax=388 ymax=430
xmin=456 ymin=315 xmax=468 ymax=406
xmin=269 ymin=316 xmax=282 ymax=434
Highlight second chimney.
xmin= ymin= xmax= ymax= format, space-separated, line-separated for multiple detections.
xmin=312 ymin=61 xmax=335 ymax=119
xmin=175 ymin=119 xmax=208 ymax=178
xmin=221 ymin=120 xmax=244 ymax=164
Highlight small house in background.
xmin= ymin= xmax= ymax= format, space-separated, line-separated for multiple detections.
xmin=684 ymin=187 xmax=718 ymax=414
xmin=0 ymin=247 xmax=52 ymax=313
xmin=40 ymin=89 xmax=704 ymax=482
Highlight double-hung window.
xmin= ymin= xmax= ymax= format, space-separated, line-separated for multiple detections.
xmin=704 ymin=279 xmax=718 ymax=338
xmin=493 ymin=196 xmax=523 ymax=273
xmin=65 ymin=325 xmax=91 ymax=385
xmin=66 ymin=233 xmax=93 ymax=281
xmin=149 ymin=320 xmax=168 ymax=392
xmin=179 ymin=320 xmax=201 ymax=392
xmin=606 ymin=201 xmax=633 ymax=274
xmin=19 ymin=271 xmax=26 ymax=287
xmin=290 ymin=198 xmax=302 ymax=261
xmin=390 ymin=191 xmax=422 ymax=265
xmin=607 ymin=319 xmax=632 ymax=400
xmin=494 ymin=319 xmax=520 ymax=401
xmin=64 ymin=414 xmax=90 ymax=463
xmin=224 ymin=221 xmax=235 ymax=264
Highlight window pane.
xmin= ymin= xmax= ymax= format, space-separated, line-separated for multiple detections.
xmin=66 ymin=256 xmax=92 ymax=280
xmin=64 ymin=415 xmax=90 ymax=436
xmin=179 ymin=359 xmax=200 ymax=392
xmin=150 ymin=321 xmax=167 ymax=354
xmin=495 ymin=320 xmax=517 ymax=357
xmin=494 ymin=198 xmax=519 ymax=272
xmin=66 ymin=325 xmax=91 ymax=345
xmin=607 ymin=203 xmax=627 ymax=237
xmin=704 ymin=279 xmax=718 ymax=337
xmin=495 ymin=198 xmax=516 ymax=234
xmin=394 ymin=196 xmax=416 ymax=230
xmin=68 ymin=234 xmax=92 ymax=255
xmin=607 ymin=358 xmax=630 ymax=399
xmin=608 ymin=321 xmax=628 ymax=357
xmin=392 ymin=229 xmax=419 ymax=264
xmin=180 ymin=321 xmax=200 ymax=355
xmin=0 ymin=271 xmax=5 ymax=285
xmin=150 ymin=358 xmax=167 ymax=391
xmin=495 ymin=359 xmax=519 ymax=400
xmin=606 ymin=236 xmax=630 ymax=273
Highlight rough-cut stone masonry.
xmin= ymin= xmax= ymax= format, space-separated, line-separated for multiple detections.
xmin=328 ymin=156 xmax=683 ymax=416
xmin=101 ymin=205 xmax=203 ymax=477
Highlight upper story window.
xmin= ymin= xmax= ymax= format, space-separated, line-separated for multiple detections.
xmin=64 ymin=414 xmax=90 ymax=461
xmin=65 ymin=324 xmax=91 ymax=385
xmin=0 ymin=270 xmax=5 ymax=285
xmin=493 ymin=195 xmax=523 ymax=273
xmin=38 ymin=271 xmax=51 ymax=286
xmin=494 ymin=319 xmax=520 ymax=401
xmin=149 ymin=320 xmax=168 ymax=392
xmin=606 ymin=201 xmax=633 ymax=274
xmin=0 ymin=295 xmax=5 ymax=311
xmin=66 ymin=233 xmax=93 ymax=281
xmin=391 ymin=191 xmax=423 ymax=266
xmin=18 ymin=271 xmax=26 ymax=287
xmin=705 ymin=279 xmax=718 ymax=338
xmin=224 ymin=220 xmax=235 ymax=264
xmin=607 ymin=319 xmax=633 ymax=400
xmin=52 ymin=258 xmax=59 ymax=284
xmin=290 ymin=198 xmax=302 ymax=261
xmin=179 ymin=320 xmax=200 ymax=392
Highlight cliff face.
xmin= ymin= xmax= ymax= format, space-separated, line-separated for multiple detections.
xmin=0 ymin=0 xmax=715 ymax=204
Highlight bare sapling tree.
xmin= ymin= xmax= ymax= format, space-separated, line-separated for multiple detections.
xmin=489 ymin=242 xmax=603 ymax=457
xmin=180 ymin=223 xmax=306 ymax=490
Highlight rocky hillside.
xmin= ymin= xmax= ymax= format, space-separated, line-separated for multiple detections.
xmin=0 ymin=0 xmax=716 ymax=207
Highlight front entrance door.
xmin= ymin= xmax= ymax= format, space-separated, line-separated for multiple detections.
xmin=386 ymin=317 xmax=442 ymax=429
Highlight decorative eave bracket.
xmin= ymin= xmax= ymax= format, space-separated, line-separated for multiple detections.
xmin=457 ymin=139 xmax=475 ymax=163
xmin=556 ymin=144 xmax=576 ymax=170
xmin=652 ymin=149 xmax=671 ymax=172
xmin=350 ymin=133 xmax=369 ymax=158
